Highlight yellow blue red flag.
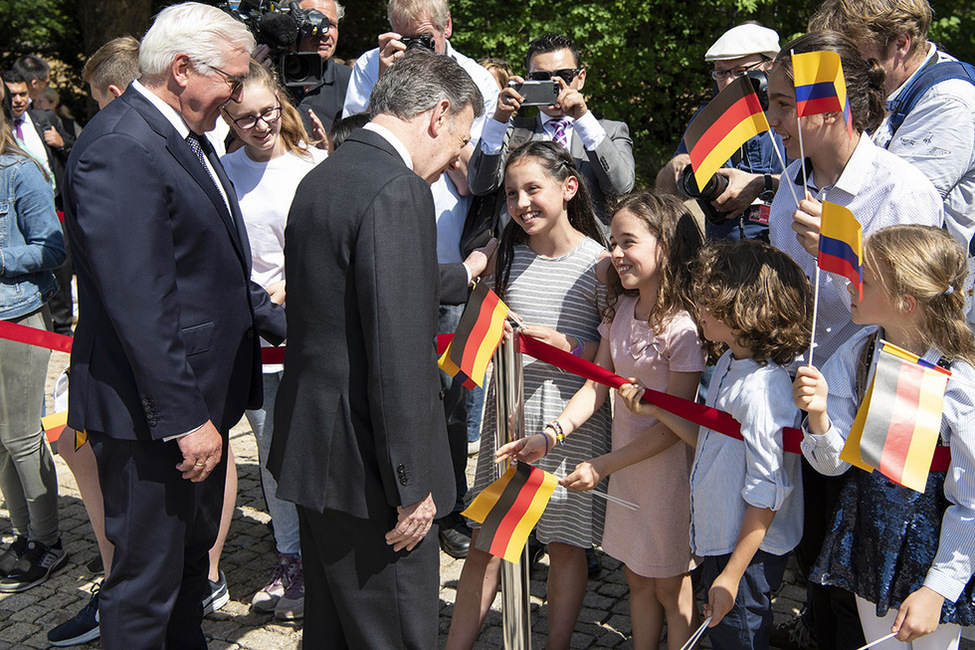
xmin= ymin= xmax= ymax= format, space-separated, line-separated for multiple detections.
xmin=792 ymin=50 xmax=854 ymax=139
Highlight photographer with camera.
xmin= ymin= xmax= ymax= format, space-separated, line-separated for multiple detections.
xmin=467 ymin=33 xmax=635 ymax=225
xmin=657 ymin=24 xmax=786 ymax=242
xmin=293 ymin=0 xmax=351 ymax=140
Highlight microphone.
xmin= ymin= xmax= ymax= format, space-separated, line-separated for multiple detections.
xmin=257 ymin=12 xmax=297 ymax=48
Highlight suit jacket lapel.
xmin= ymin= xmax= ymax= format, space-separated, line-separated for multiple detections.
xmin=204 ymin=141 xmax=252 ymax=269
xmin=121 ymin=90 xmax=247 ymax=266
xmin=27 ymin=110 xmax=57 ymax=172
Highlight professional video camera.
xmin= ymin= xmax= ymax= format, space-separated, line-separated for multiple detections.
xmin=678 ymin=70 xmax=771 ymax=224
xmin=220 ymin=0 xmax=329 ymax=87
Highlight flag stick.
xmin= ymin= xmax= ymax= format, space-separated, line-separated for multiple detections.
xmin=507 ymin=311 xmax=525 ymax=328
xmin=679 ymin=616 xmax=713 ymax=650
xmin=855 ymin=632 xmax=897 ymax=650
xmin=791 ymin=50 xmax=811 ymax=197
xmin=767 ymin=130 xmax=801 ymax=208
xmin=808 ymin=266 xmax=821 ymax=367
xmin=590 ymin=490 xmax=640 ymax=511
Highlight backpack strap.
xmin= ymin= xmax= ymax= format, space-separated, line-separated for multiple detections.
xmin=888 ymin=58 xmax=975 ymax=137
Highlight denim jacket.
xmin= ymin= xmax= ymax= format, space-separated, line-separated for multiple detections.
xmin=0 ymin=153 xmax=65 ymax=320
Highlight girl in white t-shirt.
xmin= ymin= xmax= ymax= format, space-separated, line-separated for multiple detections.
xmin=217 ymin=61 xmax=326 ymax=620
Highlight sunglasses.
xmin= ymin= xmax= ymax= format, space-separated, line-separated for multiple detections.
xmin=527 ymin=68 xmax=582 ymax=84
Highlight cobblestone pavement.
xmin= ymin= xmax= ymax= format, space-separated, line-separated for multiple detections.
xmin=1 ymin=351 xmax=973 ymax=649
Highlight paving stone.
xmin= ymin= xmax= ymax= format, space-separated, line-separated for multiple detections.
xmin=0 ymin=353 xmax=910 ymax=649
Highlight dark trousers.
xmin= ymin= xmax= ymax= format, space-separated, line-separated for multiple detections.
xmin=796 ymin=459 xmax=865 ymax=650
xmin=700 ymin=550 xmax=789 ymax=650
xmin=298 ymin=506 xmax=440 ymax=649
xmin=438 ymin=303 xmax=468 ymax=515
xmin=90 ymin=431 xmax=226 ymax=650
xmin=48 ymin=221 xmax=74 ymax=335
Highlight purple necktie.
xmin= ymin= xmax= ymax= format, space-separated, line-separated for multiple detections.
xmin=552 ymin=119 xmax=569 ymax=148
xmin=13 ymin=117 xmax=24 ymax=141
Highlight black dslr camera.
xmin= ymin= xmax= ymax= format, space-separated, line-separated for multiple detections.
xmin=220 ymin=0 xmax=330 ymax=87
xmin=677 ymin=70 xmax=771 ymax=224
xmin=401 ymin=34 xmax=435 ymax=52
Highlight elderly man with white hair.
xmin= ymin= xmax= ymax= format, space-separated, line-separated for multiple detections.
xmin=62 ymin=3 xmax=286 ymax=647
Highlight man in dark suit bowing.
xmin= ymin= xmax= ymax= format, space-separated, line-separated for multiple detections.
xmin=269 ymin=50 xmax=482 ymax=648
xmin=62 ymin=4 xmax=285 ymax=648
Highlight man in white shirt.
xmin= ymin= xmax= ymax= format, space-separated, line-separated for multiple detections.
xmin=811 ymin=0 xmax=975 ymax=321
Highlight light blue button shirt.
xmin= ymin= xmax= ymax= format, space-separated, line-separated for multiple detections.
xmin=689 ymin=351 xmax=804 ymax=557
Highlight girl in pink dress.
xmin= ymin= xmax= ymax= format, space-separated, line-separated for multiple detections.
xmin=498 ymin=191 xmax=705 ymax=649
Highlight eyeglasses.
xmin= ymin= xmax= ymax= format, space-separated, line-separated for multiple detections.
xmin=527 ymin=68 xmax=583 ymax=84
xmin=200 ymin=62 xmax=246 ymax=97
xmin=710 ymin=60 xmax=766 ymax=81
xmin=225 ymin=103 xmax=282 ymax=130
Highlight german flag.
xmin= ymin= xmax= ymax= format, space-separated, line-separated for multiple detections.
xmin=682 ymin=75 xmax=770 ymax=193
xmin=41 ymin=411 xmax=68 ymax=455
xmin=818 ymin=202 xmax=862 ymax=299
xmin=462 ymin=462 xmax=557 ymax=563
xmin=438 ymin=281 xmax=508 ymax=389
xmin=792 ymin=50 xmax=854 ymax=139
xmin=841 ymin=341 xmax=950 ymax=492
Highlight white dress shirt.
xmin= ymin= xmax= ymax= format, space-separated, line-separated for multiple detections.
xmin=769 ymin=135 xmax=944 ymax=368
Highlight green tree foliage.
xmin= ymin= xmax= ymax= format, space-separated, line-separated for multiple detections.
xmin=2 ymin=0 xmax=974 ymax=182
xmin=448 ymin=0 xmax=806 ymax=186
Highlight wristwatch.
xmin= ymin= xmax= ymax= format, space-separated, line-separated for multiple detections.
xmin=759 ymin=173 xmax=775 ymax=203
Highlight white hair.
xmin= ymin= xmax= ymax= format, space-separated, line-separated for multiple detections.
xmin=300 ymin=0 xmax=345 ymax=21
xmin=139 ymin=2 xmax=255 ymax=78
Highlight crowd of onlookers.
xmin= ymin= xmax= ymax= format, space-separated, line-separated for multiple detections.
xmin=1 ymin=0 xmax=973 ymax=648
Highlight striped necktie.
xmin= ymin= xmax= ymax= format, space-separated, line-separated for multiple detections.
xmin=551 ymin=119 xmax=569 ymax=148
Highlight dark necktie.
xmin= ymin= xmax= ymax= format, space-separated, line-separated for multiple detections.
xmin=185 ymin=132 xmax=219 ymax=189
xmin=13 ymin=117 xmax=25 ymax=141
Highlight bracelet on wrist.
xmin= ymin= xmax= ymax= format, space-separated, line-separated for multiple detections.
xmin=545 ymin=420 xmax=566 ymax=446
xmin=570 ymin=337 xmax=584 ymax=357
xmin=539 ymin=431 xmax=551 ymax=456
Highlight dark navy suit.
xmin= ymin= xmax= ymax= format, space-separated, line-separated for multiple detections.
xmin=63 ymin=84 xmax=285 ymax=648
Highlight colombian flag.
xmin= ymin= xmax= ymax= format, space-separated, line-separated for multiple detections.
xmin=818 ymin=202 xmax=862 ymax=299
xmin=463 ymin=462 xmax=558 ymax=563
xmin=682 ymin=75 xmax=770 ymax=193
xmin=840 ymin=341 xmax=950 ymax=492
xmin=792 ymin=50 xmax=855 ymax=139
xmin=438 ymin=282 xmax=508 ymax=388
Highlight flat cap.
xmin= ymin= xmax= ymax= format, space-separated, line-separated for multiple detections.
xmin=705 ymin=24 xmax=781 ymax=62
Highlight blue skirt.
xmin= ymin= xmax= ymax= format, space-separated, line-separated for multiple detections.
xmin=812 ymin=469 xmax=975 ymax=625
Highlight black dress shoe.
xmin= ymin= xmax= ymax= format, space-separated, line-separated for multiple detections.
xmin=438 ymin=523 xmax=471 ymax=559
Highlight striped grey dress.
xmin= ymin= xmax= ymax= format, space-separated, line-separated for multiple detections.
xmin=472 ymin=238 xmax=612 ymax=548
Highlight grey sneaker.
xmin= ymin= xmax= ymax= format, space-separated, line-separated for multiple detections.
xmin=251 ymin=554 xmax=296 ymax=613
xmin=0 ymin=536 xmax=28 ymax=578
xmin=0 ymin=539 xmax=68 ymax=593
xmin=202 ymin=570 xmax=229 ymax=615
xmin=274 ymin=556 xmax=304 ymax=621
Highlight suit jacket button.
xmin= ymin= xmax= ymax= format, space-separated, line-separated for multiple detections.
xmin=246 ymin=328 xmax=255 ymax=340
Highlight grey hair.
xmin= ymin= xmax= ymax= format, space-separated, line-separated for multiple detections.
xmin=387 ymin=0 xmax=449 ymax=32
xmin=368 ymin=50 xmax=484 ymax=121
xmin=300 ymin=0 xmax=345 ymax=21
xmin=139 ymin=2 xmax=255 ymax=78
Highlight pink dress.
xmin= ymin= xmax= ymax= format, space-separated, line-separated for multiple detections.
xmin=597 ymin=295 xmax=704 ymax=578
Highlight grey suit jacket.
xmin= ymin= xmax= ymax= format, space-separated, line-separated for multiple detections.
xmin=468 ymin=114 xmax=636 ymax=222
